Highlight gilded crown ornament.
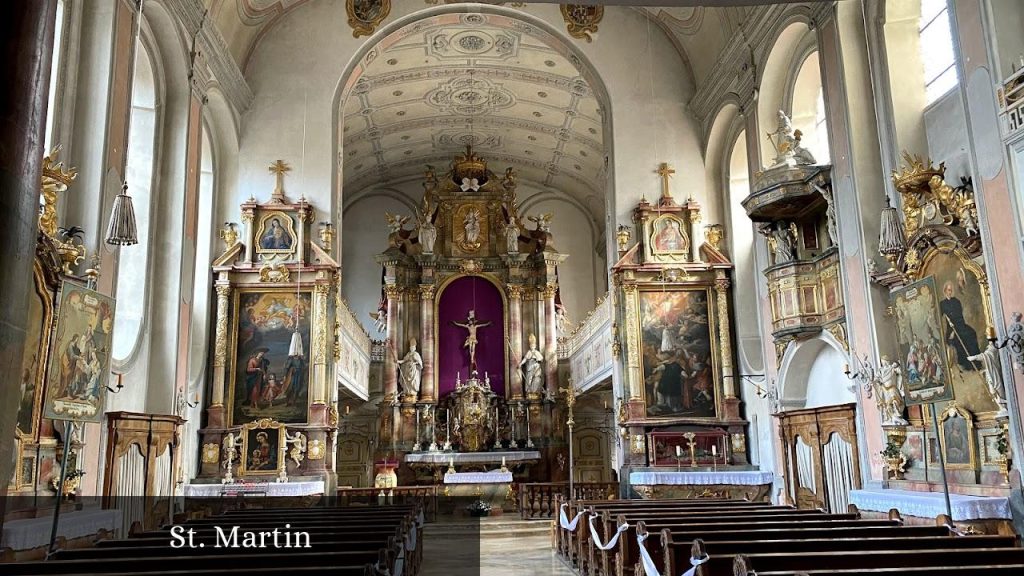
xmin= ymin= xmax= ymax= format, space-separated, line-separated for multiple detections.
xmin=452 ymin=145 xmax=488 ymax=190
xmin=40 ymin=146 xmax=78 ymax=239
xmin=891 ymin=152 xmax=978 ymax=238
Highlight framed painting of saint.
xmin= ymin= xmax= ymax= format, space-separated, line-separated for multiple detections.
xmin=239 ymin=418 xmax=285 ymax=476
xmin=254 ymin=211 xmax=298 ymax=258
xmin=17 ymin=263 xmax=54 ymax=438
xmin=229 ymin=289 xmax=312 ymax=425
xmin=938 ymin=403 xmax=975 ymax=469
xmin=638 ymin=288 xmax=718 ymax=419
xmin=43 ymin=283 xmax=116 ymax=423
xmin=891 ymin=276 xmax=955 ymax=406
xmin=649 ymin=215 xmax=689 ymax=256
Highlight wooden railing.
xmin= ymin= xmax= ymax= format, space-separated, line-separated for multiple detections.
xmin=517 ymin=482 xmax=619 ymax=520
xmin=336 ymin=485 xmax=439 ymax=521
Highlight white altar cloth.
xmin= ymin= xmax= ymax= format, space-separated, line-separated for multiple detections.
xmin=184 ymin=480 xmax=325 ymax=497
xmin=849 ymin=488 xmax=1011 ymax=521
xmin=444 ymin=471 xmax=514 ymax=484
xmin=630 ymin=470 xmax=774 ymax=486
xmin=1 ymin=508 xmax=121 ymax=550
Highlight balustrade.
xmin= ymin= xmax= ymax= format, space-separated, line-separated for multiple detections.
xmin=517 ymin=482 xmax=618 ymax=519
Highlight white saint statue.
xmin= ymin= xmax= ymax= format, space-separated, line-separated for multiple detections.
xmin=419 ymin=219 xmax=437 ymax=254
xmin=451 ymin=309 xmax=492 ymax=371
xmin=873 ymin=356 xmax=908 ymax=425
xmin=968 ymin=341 xmax=1008 ymax=418
xmin=505 ymin=217 xmax=520 ymax=254
xmin=464 ymin=208 xmax=481 ymax=244
xmin=767 ymin=110 xmax=817 ymax=167
xmin=519 ymin=334 xmax=545 ymax=395
xmin=556 ymin=306 xmax=571 ymax=339
xmin=398 ymin=338 xmax=423 ymax=398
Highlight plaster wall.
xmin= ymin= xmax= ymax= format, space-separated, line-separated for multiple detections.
xmin=923 ymin=89 xmax=972 ymax=182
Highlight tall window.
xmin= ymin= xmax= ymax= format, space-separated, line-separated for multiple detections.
xmin=791 ymin=52 xmax=830 ymax=164
xmin=112 ymin=43 xmax=157 ymax=361
xmin=919 ymin=0 xmax=958 ymax=104
xmin=44 ymin=0 xmax=67 ymax=152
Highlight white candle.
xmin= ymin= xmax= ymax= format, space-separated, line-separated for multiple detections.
xmin=712 ymin=445 xmax=718 ymax=457
xmin=675 ymin=445 xmax=682 ymax=457
xmin=502 ymin=457 xmax=506 ymax=467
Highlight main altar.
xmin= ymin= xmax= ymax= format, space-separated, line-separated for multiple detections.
xmin=373 ymin=147 xmax=569 ymax=486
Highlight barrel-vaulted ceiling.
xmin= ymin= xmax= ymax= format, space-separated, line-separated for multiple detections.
xmin=340 ymin=14 xmax=606 ymax=216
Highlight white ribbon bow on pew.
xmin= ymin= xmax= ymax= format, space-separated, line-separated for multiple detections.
xmin=587 ymin=513 xmax=630 ymax=551
xmin=636 ymin=532 xmax=708 ymax=576
xmin=559 ymin=503 xmax=586 ymax=531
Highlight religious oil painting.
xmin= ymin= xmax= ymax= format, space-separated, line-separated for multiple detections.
xmin=230 ymin=290 xmax=312 ymax=425
xmin=43 ymin=284 xmax=115 ymax=423
xmin=639 ymin=288 xmax=717 ymax=419
xmin=938 ymin=404 xmax=975 ymax=469
xmin=649 ymin=215 xmax=689 ymax=255
xmin=891 ymin=276 xmax=955 ymax=405
xmin=17 ymin=265 xmax=53 ymax=438
xmin=241 ymin=420 xmax=284 ymax=476
xmin=254 ymin=211 xmax=297 ymax=257
xmin=919 ymin=251 xmax=993 ymax=413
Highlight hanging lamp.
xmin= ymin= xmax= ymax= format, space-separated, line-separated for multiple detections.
xmin=878 ymin=196 xmax=906 ymax=270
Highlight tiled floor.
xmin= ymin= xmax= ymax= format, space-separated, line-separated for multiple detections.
xmin=420 ymin=521 xmax=576 ymax=576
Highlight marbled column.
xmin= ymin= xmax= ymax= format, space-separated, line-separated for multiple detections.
xmin=541 ymin=284 xmax=559 ymax=398
xmin=383 ymin=285 xmax=402 ymax=401
xmin=508 ymin=284 xmax=524 ymax=400
xmin=419 ymin=284 xmax=435 ymax=402
xmin=0 ymin=0 xmax=58 ymax=489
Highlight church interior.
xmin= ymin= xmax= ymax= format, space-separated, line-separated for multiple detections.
xmin=6 ymin=0 xmax=1024 ymax=573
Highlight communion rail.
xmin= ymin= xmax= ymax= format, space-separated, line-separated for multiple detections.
xmin=336 ymin=486 xmax=439 ymax=521
xmin=517 ymin=482 xmax=618 ymax=520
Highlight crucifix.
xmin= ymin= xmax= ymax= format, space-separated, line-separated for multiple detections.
xmin=451 ymin=309 xmax=492 ymax=373
xmin=656 ymin=162 xmax=675 ymax=202
xmin=269 ymin=159 xmax=291 ymax=201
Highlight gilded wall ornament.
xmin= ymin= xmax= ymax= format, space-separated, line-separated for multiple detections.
xmin=258 ymin=262 xmax=291 ymax=283
xmin=560 ymin=5 xmax=604 ymax=43
xmin=202 ymin=442 xmax=220 ymax=464
xmin=347 ymin=0 xmax=390 ymax=38
xmin=704 ymin=224 xmax=724 ymax=251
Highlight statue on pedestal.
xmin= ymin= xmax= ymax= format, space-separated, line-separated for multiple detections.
xmin=505 ymin=217 xmax=520 ymax=254
xmin=873 ymin=356 xmax=908 ymax=425
xmin=968 ymin=340 xmax=1008 ymax=418
xmin=452 ymin=310 xmax=492 ymax=372
xmin=519 ymin=334 xmax=545 ymax=395
xmin=399 ymin=338 xmax=423 ymax=400
xmin=766 ymin=110 xmax=816 ymax=168
xmin=419 ymin=219 xmax=436 ymax=254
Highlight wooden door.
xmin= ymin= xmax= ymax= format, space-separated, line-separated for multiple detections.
xmin=777 ymin=403 xmax=860 ymax=513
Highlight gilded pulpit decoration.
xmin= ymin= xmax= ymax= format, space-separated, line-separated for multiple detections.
xmin=560 ymin=5 xmax=603 ymax=42
xmin=347 ymin=0 xmax=390 ymax=38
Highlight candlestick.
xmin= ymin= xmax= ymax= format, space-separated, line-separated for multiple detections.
xmin=683 ymin=432 xmax=697 ymax=468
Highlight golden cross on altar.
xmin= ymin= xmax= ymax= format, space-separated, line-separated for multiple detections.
xmin=656 ymin=162 xmax=675 ymax=200
xmin=268 ymin=159 xmax=291 ymax=200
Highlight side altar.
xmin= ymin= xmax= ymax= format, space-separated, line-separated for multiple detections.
xmin=372 ymin=147 xmax=571 ymax=486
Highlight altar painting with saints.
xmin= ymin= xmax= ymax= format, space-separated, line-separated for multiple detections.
xmin=230 ymin=290 xmax=312 ymax=425
xmin=639 ymin=288 xmax=717 ymax=418
xmin=892 ymin=276 xmax=955 ymax=405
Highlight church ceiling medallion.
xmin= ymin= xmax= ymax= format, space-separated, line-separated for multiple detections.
xmin=425 ymin=76 xmax=516 ymax=116
xmin=346 ymin=0 xmax=390 ymax=38
xmin=560 ymin=5 xmax=604 ymax=43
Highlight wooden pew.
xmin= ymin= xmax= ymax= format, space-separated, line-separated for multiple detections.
xmin=725 ymin=547 xmax=1024 ymax=576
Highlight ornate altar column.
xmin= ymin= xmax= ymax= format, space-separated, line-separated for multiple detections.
xmin=208 ymin=282 xmax=231 ymax=427
xmin=383 ymin=285 xmax=401 ymax=401
xmin=688 ymin=205 xmax=702 ymax=262
xmin=310 ymin=282 xmax=331 ymax=424
xmin=715 ymin=271 xmax=741 ymax=421
xmin=541 ymin=284 xmax=558 ymax=398
xmin=508 ymin=284 xmax=524 ymax=400
xmin=419 ymin=284 xmax=435 ymax=402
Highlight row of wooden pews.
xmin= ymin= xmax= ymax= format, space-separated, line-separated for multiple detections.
xmin=2 ymin=503 xmax=423 ymax=576
xmin=554 ymin=496 xmax=1023 ymax=576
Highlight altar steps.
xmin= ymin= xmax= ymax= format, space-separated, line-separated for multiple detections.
xmin=424 ymin=516 xmax=552 ymax=540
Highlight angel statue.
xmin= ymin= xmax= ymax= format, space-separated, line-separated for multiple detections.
xmin=873 ymin=357 xmax=908 ymax=426
xmin=385 ymin=212 xmax=410 ymax=249
xmin=849 ymin=353 xmax=876 ymax=399
xmin=285 ymin=430 xmax=307 ymax=467
xmin=528 ymin=213 xmax=553 ymax=233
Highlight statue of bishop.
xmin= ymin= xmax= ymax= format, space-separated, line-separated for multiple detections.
xmin=398 ymin=338 xmax=423 ymax=400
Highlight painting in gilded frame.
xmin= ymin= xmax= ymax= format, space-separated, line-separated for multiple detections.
xmin=891 ymin=276 xmax=955 ymax=406
xmin=43 ymin=283 xmax=115 ymax=423
xmin=254 ymin=211 xmax=298 ymax=258
xmin=229 ymin=289 xmax=312 ymax=425
xmin=649 ymin=214 xmax=689 ymax=256
xmin=639 ymin=288 xmax=718 ymax=419
xmin=938 ymin=403 xmax=975 ymax=469
xmin=240 ymin=419 xmax=285 ymax=476
xmin=17 ymin=263 xmax=54 ymax=438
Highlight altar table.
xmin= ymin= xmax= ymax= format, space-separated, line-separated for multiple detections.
xmin=629 ymin=470 xmax=774 ymax=501
xmin=183 ymin=480 xmax=325 ymax=497
xmin=849 ymin=488 xmax=1011 ymax=521
xmin=1 ymin=508 xmax=121 ymax=551
xmin=405 ymin=450 xmax=540 ymax=465
xmin=444 ymin=471 xmax=514 ymax=484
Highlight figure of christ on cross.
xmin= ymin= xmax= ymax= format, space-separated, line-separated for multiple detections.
xmin=451 ymin=309 xmax=492 ymax=373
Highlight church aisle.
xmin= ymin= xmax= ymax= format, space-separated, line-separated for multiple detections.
xmin=420 ymin=518 xmax=575 ymax=576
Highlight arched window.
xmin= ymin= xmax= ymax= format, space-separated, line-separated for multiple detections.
xmin=791 ymin=52 xmax=830 ymax=164
xmin=919 ymin=0 xmax=958 ymax=104
xmin=44 ymin=0 xmax=67 ymax=151
xmin=112 ymin=42 xmax=157 ymax=362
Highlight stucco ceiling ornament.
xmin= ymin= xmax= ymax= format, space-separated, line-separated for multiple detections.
xmin=346 ymin=0 xmax=390 ymax=38
xmin=425 ymin=76 xmax=516 ymax=116
xmin=560 ymin=5 xmax=604 ymax=43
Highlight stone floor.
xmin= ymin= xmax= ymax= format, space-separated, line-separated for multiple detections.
xmin=420 ymin=517 xmax=576 ymax=576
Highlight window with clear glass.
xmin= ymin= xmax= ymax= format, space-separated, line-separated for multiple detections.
xmin=112 ymin=43 xmax=157 ymax=361
xmin=919 ymin=0 xmax=959 ymax=104
xmin=791 ymin=52 xmax=830 ymax=164
xmin=44 ymin=0 xmax=66 ymax=152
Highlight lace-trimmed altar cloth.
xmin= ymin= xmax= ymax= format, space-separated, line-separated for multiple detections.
xmin=443 ymin=471 xmax=513 ymax=484
xmin=183 ymin=480 xmax=325 ymax=497
xmin=849 ymin=488 xmax=1011 ymax=521
xmin=1 ymin=508 xmax=121 ymax=550
xmin=629 ymin=470 xmax=774 ymax=486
